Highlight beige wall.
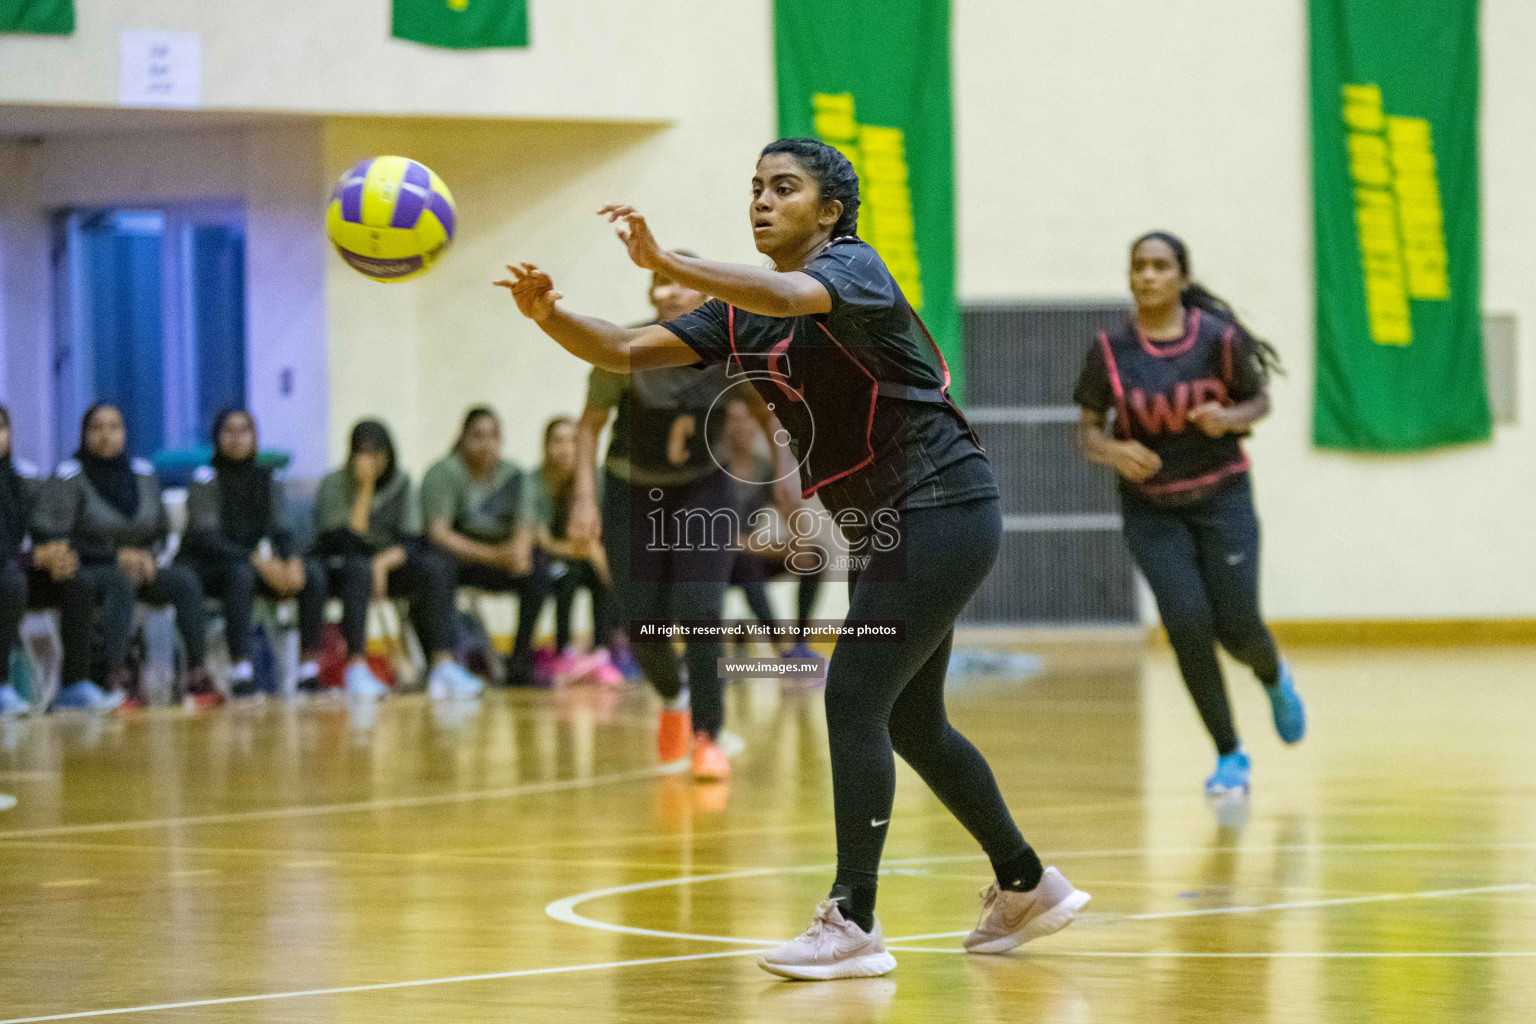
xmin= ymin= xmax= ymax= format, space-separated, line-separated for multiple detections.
xmin=955 ymin=0 xmax=1536 ymax=621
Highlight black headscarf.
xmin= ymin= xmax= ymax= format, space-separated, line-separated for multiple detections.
xmin=0 ymin=406 xmax=25 ymax=556
xmin=211 ymin=408 xmax=271 ymax=548
xmin=77 ymin=404 xmax=140 ymax=520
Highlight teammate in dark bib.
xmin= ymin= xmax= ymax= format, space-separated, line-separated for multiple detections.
xmin=498 ymin=138 xmax=1089 ymax=980
xmin=570 ymin=254 xmax=793 ymax=781
xmin=1074 ymin=231 xmax=1307 ymax=798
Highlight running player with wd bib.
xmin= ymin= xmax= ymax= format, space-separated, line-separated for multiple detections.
xmin=498 ymin=138 xmax=1089 ymax=981
xmin=1075 ymin=231 xmax=1306 ymax=799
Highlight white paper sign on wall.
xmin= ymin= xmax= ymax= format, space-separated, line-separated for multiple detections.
xmin=119 ymin=31 xmax=202 ymax=109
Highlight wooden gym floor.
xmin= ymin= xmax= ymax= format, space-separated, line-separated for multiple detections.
xmin=1 ymin=640 xmax=1534 ymax=1023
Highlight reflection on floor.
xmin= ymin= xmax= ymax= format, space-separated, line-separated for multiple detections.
xmin=1 ymin=642 xmax=1534 ymax=1023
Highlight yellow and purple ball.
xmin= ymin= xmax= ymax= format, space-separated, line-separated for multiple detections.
xmin=325 ymin=156 xmax=457 ymax=282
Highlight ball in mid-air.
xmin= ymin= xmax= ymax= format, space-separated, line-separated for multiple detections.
xmin=326 ymin=156 xmax=457 ymax=282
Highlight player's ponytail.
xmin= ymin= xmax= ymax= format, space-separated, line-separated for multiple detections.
xmin=760 ymin=138 xmax=861 ymax=238
xmin=1133 ymin=231 xmax=1284 ymax=379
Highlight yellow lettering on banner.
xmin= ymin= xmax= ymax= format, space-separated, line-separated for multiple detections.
xmin=809 ymin=93 xmax=925 ymax=310
xmin=1387 ymin=116 xmax=1450 ymax=300
xmin=1341 ymin=83 xmax=1411 ymax=345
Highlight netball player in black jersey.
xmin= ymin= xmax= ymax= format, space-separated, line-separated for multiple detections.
xmin=497 ymin=138 xmax=1089 ymax=981
xmin=1075 ymin=232 xmax=1306 ymax=798
xmin=569 ymin=262 xmax=766 ymax=782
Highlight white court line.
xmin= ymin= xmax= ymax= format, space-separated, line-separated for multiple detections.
xmin=883 ymin=947 xmax=1536 ymax=958
xmin=0 ymin=949 xmax=768 ymax=1024
xmin=0 ymin=794 xmax=15 ymax=812
xmin=0 ymin=762 xmax=687 ymax=840
xmin=546 ymin=860 xmax=1536 ymax=948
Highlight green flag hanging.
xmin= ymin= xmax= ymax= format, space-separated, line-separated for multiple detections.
xmin=1310 ymin=0 xmax=1488 ymax=451
xmin=392 ymin=0 xmax=527 ymax=50
xmin=0 ymin=0 xmax=73 ymax=35
xmin=773 ymin=0 xmax=963 ymax=400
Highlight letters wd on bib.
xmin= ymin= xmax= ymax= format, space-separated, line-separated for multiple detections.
xmin=773 ymin=0 xmax=963 ymax=400
xmin=1309 ymin=0 xmax=1489 ymax=452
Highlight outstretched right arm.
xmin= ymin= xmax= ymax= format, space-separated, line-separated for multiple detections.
xmin=495 ymin=262 xmax=700 ymax=373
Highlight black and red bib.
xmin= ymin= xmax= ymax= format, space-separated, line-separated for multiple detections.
xmin=1075 ymin=307 xmax=1265 ymax=504
xmin=661 ymin=239 xmax=987 ymax=516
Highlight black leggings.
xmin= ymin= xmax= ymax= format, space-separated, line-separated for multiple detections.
xmin=185 ymin=555 xmax=327 ymax=661
xmin=0 ymin=562 xmax=93 ymax=685
xmin=551 ymin=558 xmax=612 ymax=652
xmin=452 ymin=557 xmax=549 ymax=665
xmin=325 ymin=547 xmax=455 ymax=659
xmin=79 ymin=561 xmax=208 ymax=673
xmin=1121 ymin=477 xmax=1280 ymax=756
xmin=602 ymin=469 xmax=733 ymax=740
xmin=730 ymin=551 xmax=823 ymax=646
xmin=825 ymin=497 xmax=1032 ymax=898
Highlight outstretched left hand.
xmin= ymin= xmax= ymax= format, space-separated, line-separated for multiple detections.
xmin=598 ymin=204 xmax=666 ymax=272
xmin=494 ymin=263 xmax=564 ymax=322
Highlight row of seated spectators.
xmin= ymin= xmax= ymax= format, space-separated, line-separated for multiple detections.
xmin=0 ymin=402 xmax=598 ymax=715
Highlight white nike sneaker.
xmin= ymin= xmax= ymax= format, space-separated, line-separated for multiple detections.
xmin=963 ymin=866 xmax=1091 ymax=954
xmin=758 ymin=899 xmax=897 ymax=981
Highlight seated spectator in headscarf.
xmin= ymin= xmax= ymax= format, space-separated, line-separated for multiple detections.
xmin=179 ymin=409 xmax=327 ymax=697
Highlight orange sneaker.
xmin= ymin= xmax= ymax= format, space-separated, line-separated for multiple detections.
xmin=658 ymin=708 xmax=692 ymax=763
xmin=691 ymin=733 xmax=731 ymax=781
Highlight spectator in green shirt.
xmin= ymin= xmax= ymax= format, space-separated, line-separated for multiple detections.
xmin=527 ymin=415 xmax=613 ymax=663
xmin=420 ymin=406 xmax=545 ymax=684
xmin=312 ymin=419 xmax=484 ymax=701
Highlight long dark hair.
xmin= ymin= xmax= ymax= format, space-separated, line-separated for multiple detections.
xmin=211 ymin=407 xmax=257 ymax=461
xmin=454 ymin=406 xmax=499 ymax=454
xmin=349 ymin=419 xmax=398 ymax=485
xmin=1132 ymin=231 xmax=1284 ymax=378
xmin=760 ymin=138 xmax=861 ymax=237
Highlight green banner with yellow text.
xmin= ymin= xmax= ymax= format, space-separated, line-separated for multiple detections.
xmin=1311 ymin=0 xmax=1488 ymax=450
xmin=392 ymin=0 xmax=527 ymax=50
xmin=0 ymin=0 xmax=72 ymax=35
xmin=774 ymin=0 xmax=962 ymax=400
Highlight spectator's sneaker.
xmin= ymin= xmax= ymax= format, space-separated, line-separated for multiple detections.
xmin=184 ymin=668 xmax=224 ymax=709
xmin=1266 ymin=661 xmax=1306 ymax=744
xmin=657 ymin=707 xmax=691 ymax=763
xmin=296 ymin=661 xmax=322 ymax=694
xmin=782 ymin=643 xmax=817 ymax=660
xmin=758 ymin=899 xmax=897 ymax=981
xmin=963 ymin=867 xmax=1092 ymax=954
xmin=1205 ymin=748 xmax=1251 ymax=797
xmin=343 ymin=662 xmax=390 ymax=700
xmin=548 ymin=647 xmax=581 ymax=685
xmin=0 ymin=684 xmax=30 ymax=718
xmin=228 ymin=661 xmax=257 ymax=699
xmin=691 ymin=733 xmax=731 ymax=781
xmin=427 ymin=662 xmax=484 ymax=701
xmin=589 ymin=649 xmax=625 ymax=688
xmin=52 ymin=681 xmax=124 ymax=714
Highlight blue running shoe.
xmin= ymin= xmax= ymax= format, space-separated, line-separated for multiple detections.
xmin=1205 ymin=748 xmax=1251 ymax=797
xmin=51 ymin=680 xmax=121 ymax=713
xmin=0 ymin=683 xmax=30 ymax=717
xmin=1266 ymin=661 xmax=1306 ymax=745
xmin=782 ymin=643 xmax=817 ymax=660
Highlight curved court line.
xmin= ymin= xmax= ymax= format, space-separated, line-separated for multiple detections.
xmin=0 ymin=761 xmax=689 ymax=840
xmin=546 ymin=856 xmax=1536 ymax=948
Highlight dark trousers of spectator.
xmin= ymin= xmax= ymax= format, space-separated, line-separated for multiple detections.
xmin=451 ymin=555 xmax=550 ymax=670
xmin=325 ymin=547 xmax=455 ymax=659
xmin=550 ymin=557 xmax=612 ymax=652
xmin=729 ymin=550 xmax=824 ymax=645
xmin=0 ymin=561 xmax=93 ymax=685
xmin=185 ymin=554 xmax=327 ymax=661
xmin=78 ymin=561 xmax=209 ymax=674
